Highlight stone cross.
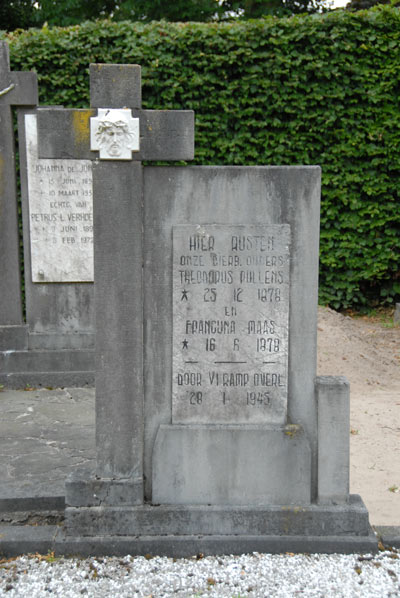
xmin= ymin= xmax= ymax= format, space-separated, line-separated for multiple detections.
xmin=0 ymin=42 xmax=37 ymax=334
xmin=37 ymin=64 xmax=194 ymax=502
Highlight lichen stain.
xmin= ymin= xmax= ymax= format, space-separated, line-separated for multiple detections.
xmin=284 ymin=424 xmax=301 ymax=438
xmin=281 ymin=506 xmax=305 ymax=514
xmin=72 ymin=110 xmax=92 ymax=150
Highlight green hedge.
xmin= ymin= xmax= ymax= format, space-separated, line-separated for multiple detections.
xmin=4 ymin=8 xmax=400 ymax=309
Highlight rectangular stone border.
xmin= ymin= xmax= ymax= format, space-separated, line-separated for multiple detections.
xmin=0 ymin=525 xmax=378 ymax=558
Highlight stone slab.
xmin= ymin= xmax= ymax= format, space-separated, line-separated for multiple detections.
xmin=375 ymin=526 xmax=400 ymax=549
xmin=0 ymin=369 xmax=95 ymax=389
xmin=172 ymin=224 xmax=290 ymax=425
xmin=28 ymin=332 xmax=94 ymax=351
xmin=25 ymin=113 xmax=93 ymax=282
xmin=90 ymin=64 xmax=142 ymax=109
xmin=0 ymin=388 xmax=95 ymax=502
xmin=0 ymin=348 xmax=95 ymax=372
xmin=66 ymin=469 xmax=143 ymax=507
xmin=37 ymin=109 xmax=195 ymax=161
xmin=55 ymin=530 xmax=379 ymax=558
xmin=0 ymin=325 xmax=28 ymax=350
xmin=317 ymin=376 xmax=350 ymax=505
xmin=0 ymin=497 xmax=65 ymax=512
xmin=17 ymin=108 xmax=95 ymax=351
xmin=0 ymin=42 xmax=37 ymax=329
xmin=0 ymin=104 xmax=24 ymax=326
xmin=0 ymin=526 xmax=378 ymax=558
xmin=143 ymin=166 xmax=321 ymax=501
xmin=0 ymin=72 xmax=38 ymax=106
xmin=64 ymin=495 xmax=372 ymax=538
xmin=0 ymin=525 xmax=59 ymax=557
xmin=152 ymin=424 xmax=311 ymax=506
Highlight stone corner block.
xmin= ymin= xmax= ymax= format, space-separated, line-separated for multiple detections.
xmin=65 ymin=468 xmax=143 ymax=507
xmin=316 ymin=376 xmax=350 ymax=505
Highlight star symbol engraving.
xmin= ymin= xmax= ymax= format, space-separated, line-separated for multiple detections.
xmin=182 ymin=339 xmax=189 ymax=349
xmin=181 ymin=289 xmax=189 ymax=301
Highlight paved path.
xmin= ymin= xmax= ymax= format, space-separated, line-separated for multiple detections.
xmin=0 ymin=387 xmax=95 ymax=508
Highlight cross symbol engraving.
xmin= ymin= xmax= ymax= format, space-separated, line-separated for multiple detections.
xmin=0 ymin=42 xmax=37 ymax=326
xmin=36 ymin=64 xmax=194 ymax=498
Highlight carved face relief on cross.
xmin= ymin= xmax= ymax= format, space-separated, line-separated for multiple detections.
xmin=90 ymin=108 xmax=139 ymax=160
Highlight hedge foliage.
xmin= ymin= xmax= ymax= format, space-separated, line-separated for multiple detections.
xmin=4 ymin=7 xmax=400 ymax=309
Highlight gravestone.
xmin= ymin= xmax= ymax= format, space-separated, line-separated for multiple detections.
xmin=37 ymin=62 xmax=377 ymax=556
xmin=23 ymin=112 xmax=93 ymax=283
xmin=0 ymin=42 xmax=37 ymax=351
xmin=0 ymin=43 xmax=95 ymax=388
xmin=17 ymin=109 xmax=95 ymax=353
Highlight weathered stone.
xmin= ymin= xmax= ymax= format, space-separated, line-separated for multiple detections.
xmin=172 ymin=224 xmax=290 ymax=425
xmin=1 ymin=44 xmax=94 ymax=384
xmin=90 ymin=64 xmax=141 ymax=109
xmin=36 ymin=64 xmax=195 ymax=499
xmin=37 ymin=108 xmax=195 ymax=162
xmin=143 ymin=165 xmax=321 ymax=501
xmin=64 ymin=495 xmax=372 ymax=538
xmin=24 ymin=113 xmax=93 ymax=282
xmin=30 ymin=59 xmax=375 ymax=555
xmin=0 ymin=325 xmax=28 ymax=351
xmin=152 ymin=424 xmax=310 ymax=505
xmin=317 ymin=376 xmax=350 ymax=505
xmin=0 ymin=42 xmax=37 ymax=334
xmin=0 ymin=349 xmax=95 ymax=389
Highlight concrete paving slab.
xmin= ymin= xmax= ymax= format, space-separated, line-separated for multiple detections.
xmin=0 ymin=387 xmax=95 ymax=509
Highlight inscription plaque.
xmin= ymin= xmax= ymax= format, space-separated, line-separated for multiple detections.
xmin=25 ymin=114 xmax=93 ymax=282
xmin=173 ymin=224 xmax=290 ymax=424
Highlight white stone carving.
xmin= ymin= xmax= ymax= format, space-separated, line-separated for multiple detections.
xmin=90 ymin=108 xmax=139 ymax=160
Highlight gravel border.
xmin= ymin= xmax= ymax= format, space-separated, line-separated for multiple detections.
xmin=1 ymin=549 xmax=399 ymax=597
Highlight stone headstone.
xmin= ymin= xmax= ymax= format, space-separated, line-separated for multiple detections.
xmin=24 ymin=113 xmax=93 ymax=283
xmin=36 ymin=62 xmax=376 ymax=556
xmin=0 ymin=44 xmax=94 ymax=388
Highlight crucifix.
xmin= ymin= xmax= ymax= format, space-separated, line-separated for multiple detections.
xmin=37 ymin=64 xmax=194 ymax=503
xmin=0 ymin=42 xmax=37 ymax=333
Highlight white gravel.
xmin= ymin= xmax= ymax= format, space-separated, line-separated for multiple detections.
xmin=1 ymin=549 xmax=399 ymax=597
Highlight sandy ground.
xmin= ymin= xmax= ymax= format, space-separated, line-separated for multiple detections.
xmin=317 ymin=307 xmax=400 ymax=525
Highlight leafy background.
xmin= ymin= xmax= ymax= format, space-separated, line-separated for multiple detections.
xmin=3 ymin=6 xmax=400 ymax=309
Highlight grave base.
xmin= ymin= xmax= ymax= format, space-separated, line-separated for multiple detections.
xmin=60 ymin=495 xmax=378 ymax=555
xmin=0 ymin=524 xmax=379 ymax=558
xmin=55 ymin=530 xmax=379 ymax=557
xmin=0 ymin=325 xmax=28 ymax=351
xmin=0 ymin=348 xmax=95 ymax=388
xmin=152 ymin=424 xmax=311 ymax=506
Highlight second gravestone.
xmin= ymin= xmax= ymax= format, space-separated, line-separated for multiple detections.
xmin=17 ymin=108 xmax=95 ymax=354
xmin=37 ymin=63 xmax=376 ymax=555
